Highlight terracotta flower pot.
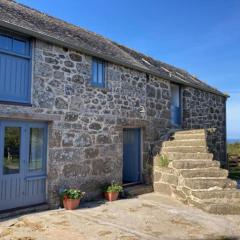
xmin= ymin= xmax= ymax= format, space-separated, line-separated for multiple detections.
xmin=104 ymin=192 xmax=119 ymax=201
xmin=63 ymin=198 xmax=80 ymax=210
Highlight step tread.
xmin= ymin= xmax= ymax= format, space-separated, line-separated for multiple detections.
xmin=163 ymin=146 xmax=208 ymax=153
xmin=163 ymin=140 xmax=206 ymax=147
xmin=191 ymin=189 xmax=240 ymax=200
xmin=180 ymin=168 xmax=228 ymax=178
xmin=174 ymin=129 xmax=205 ymax=134
xmin=166 ymin=152 xmax=213 ymax=159
xmin=174 ymin=135 xmax=205 ymax=140
xmin=123 ymin=184 xmax=153 ymax=197
xmin=191 ymin=200 xmax=240 ymax=215
xmin=172 ymin=160 xmax=220 ymax=169
xmin=184 ymin=178 xmax=237 ymax=190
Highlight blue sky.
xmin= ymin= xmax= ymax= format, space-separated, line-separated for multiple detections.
xmin=17 ymin=0 xmax=240 ymax=139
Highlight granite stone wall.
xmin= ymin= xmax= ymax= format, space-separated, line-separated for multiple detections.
xmin=33 ymin=40 xmax=172 ymax=206
xmin=0 ymin=38 xmax=226 ymax=207
xmin=182 ymin=87 xmax=227 ymax=166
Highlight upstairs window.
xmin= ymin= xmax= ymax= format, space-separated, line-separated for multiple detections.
xmin=91 ymin=58 xmax=105 ymax=88
xmin=0 ymin=31 xmax=31 ymax=104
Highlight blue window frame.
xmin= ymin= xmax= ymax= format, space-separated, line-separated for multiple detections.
xmin=91 ymin=58 xmax=105 ymax=88
xmin=0 ymin=30 xmax=32 ymax=104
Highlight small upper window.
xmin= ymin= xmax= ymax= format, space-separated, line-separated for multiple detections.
xmin=91 ymin=58 xmax=105 ymax=88
xmin=0 ymin=31 xmax=31 ymax=104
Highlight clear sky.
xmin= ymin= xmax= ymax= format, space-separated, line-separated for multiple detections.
xmin=16 ymin=0 xmax=240 ymax=139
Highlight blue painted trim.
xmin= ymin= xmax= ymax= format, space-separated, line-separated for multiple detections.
xmin=0 ymin=30 xmax=32 ymax=104
xmin=24 ymin=174 xmax=47 ymax=181
xmin=123 ymin=128 xmax=141 ymax=183
xmin=0 ymin=120 xmax=48 ymax=177
xmin=0 ymin=48 xmax=31 ymax=59
xmin=91 ymin=57 xmax=106 ymax=88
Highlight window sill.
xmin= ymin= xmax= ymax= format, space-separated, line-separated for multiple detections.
xmin=0 ymin=100 xmax=32 ymax=107
xmin=87 ymin=86 xmax=109 ymax=93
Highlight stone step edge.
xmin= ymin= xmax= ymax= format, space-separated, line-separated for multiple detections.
xmin=170 ymin=159 xmax=216 ymax=161
xmin=163 ymin=143 xmax=207 ymax=147
xmin=165 ymin=153 xmax=213 ymax=156
xmin=184 ymin=177 xmax=235 ymax=181
xmin=183 ymin=177 xmax=228 ymax=180
xmin=179 ymin=169 xmax=228 ymax=178
xmin=188 ymin=199 xmax=240 ymax=215
xmin=164 ymin=139 xmax=206 ymax=142
xmin=174 ymin=136 xmax=206 ymax=140
xmin=174 ymin=129 xmax=205 ymax=134
xmin=174 ymin=131 xmax=205 ymax=135
xmin=183 ymin=185 xmax=236 ymax=192
xmin=163 ymin=146 xmax=208 ymax=149
xmin=190 ymin=190 xmax=240 ymax=200
xmin=190 ymin=196 xmax=240 ymax=204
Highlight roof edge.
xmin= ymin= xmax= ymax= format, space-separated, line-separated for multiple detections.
xmin=0 ymin=20 xmax=228 ymax=98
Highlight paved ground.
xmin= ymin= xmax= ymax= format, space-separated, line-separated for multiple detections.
xmin=1 ymin=193 xmax=240 ymax=240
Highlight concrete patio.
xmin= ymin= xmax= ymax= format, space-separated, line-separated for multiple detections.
xmin=1 ymin=193 xmax=240 ymax=240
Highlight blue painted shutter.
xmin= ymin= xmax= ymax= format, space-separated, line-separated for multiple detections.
xmin=0 ymin=32 xmax=31 ymax=103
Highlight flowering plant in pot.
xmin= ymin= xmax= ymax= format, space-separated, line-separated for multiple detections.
xmin=103 ymin=182 xmax=123 ymax=201
xmin=62 ymin=188 xmax=85 ymax=210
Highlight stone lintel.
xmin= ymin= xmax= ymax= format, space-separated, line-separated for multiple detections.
xmin=0 ymin=112 xmax=61 ymax=122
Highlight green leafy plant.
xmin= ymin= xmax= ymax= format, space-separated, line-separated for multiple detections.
xmin=155 ymin=153 xmax=169 ymax=167
xmin=103 ymin=182 xmax=123 ymax=193
xmin=62 ymin=188 xmax=85 ymax=200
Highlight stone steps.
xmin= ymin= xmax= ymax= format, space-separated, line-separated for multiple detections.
xmin=184 ymin=178 xmax=237 ymax=190
xmin=174 ymin=129 xmax=205 ymax=135
xmin=163 ymin=146 xmax=207 ymax=153
xmin=163 ymin=140 xmax=206 ymax=147
xmin=171 ymin=160 xmax=220 ymax=169
xmin=189 ymin=200 xmax=240 ymax=215
xmin=180 ymin=168 xmax=228 ymax=178
xmin=174 ymin=134 xmax=205 ymax=140
xmin=154 ymin=128 xmax=240 ymax=214
xmin=191 ymin=189 xmax=240 ymax=200
xmin=123 ymin=184 xmax=153 ymax=197
xmin=166 ymin=152 xmax=213 ymax=160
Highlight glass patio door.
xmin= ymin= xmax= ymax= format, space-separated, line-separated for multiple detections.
xmin=0 ymin=120 xmax=47 ymax=211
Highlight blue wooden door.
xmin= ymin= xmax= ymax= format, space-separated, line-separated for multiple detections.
xmin=0 ymin=120 xmax=47 ymax=211
xmin=123 ymin=128 xmax=141 ymax=184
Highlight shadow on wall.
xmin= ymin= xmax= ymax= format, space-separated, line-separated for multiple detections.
xmin=205 ymin=128 xmax=227 ymax=168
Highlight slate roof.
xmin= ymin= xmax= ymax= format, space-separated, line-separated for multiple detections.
xmin=0 ymin=0 xmax=226 ymax=97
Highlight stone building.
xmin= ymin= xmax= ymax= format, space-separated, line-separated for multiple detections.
xmin=0 ymin=0 xmax=229 ymax=212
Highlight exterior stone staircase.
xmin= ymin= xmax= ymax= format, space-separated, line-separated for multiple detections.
xmin=153 ymin=129 xmax=240 ymax=214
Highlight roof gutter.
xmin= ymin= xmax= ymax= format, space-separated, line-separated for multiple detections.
xmin=0 ymin=20 xmax=228 ymax=98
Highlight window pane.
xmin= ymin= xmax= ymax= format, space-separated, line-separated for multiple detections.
xmin=92 ymin=59 xmax=98 ymax=84
xmin=98 ymin=61 xmax=103 ymax=85
xmin=3 ymin=127 xmax=21 ymax=175
xmin=29 ymin=128 xmax=44 ymax=171
xmin=13 ymin=39 xmax=26 ymax=55
xmin=171 ymin=84 xmax=180 ymax=107
xmin=0 ymin=35 xmax=12 ymax=51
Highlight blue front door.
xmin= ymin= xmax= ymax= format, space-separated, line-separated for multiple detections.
xmin=123 ymin=128 xmax=141 ymax=184
xmin=0 ymin=120 xmax=47 ymax=211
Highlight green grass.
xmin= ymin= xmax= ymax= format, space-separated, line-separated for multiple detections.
xmin=227 ymin=142 xmax=240 ymax=156
xmin=228 ymin=142 xmax=240 ymax=179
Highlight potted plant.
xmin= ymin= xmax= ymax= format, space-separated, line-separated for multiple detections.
xmin=62 ymin=188 xmax=85 ymax=210
xmin=103 ymin=182 xmax=123 ymax=201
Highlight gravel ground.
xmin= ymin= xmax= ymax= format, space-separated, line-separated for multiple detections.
xmin=1 ymin=193 xmax=240 ymax=240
